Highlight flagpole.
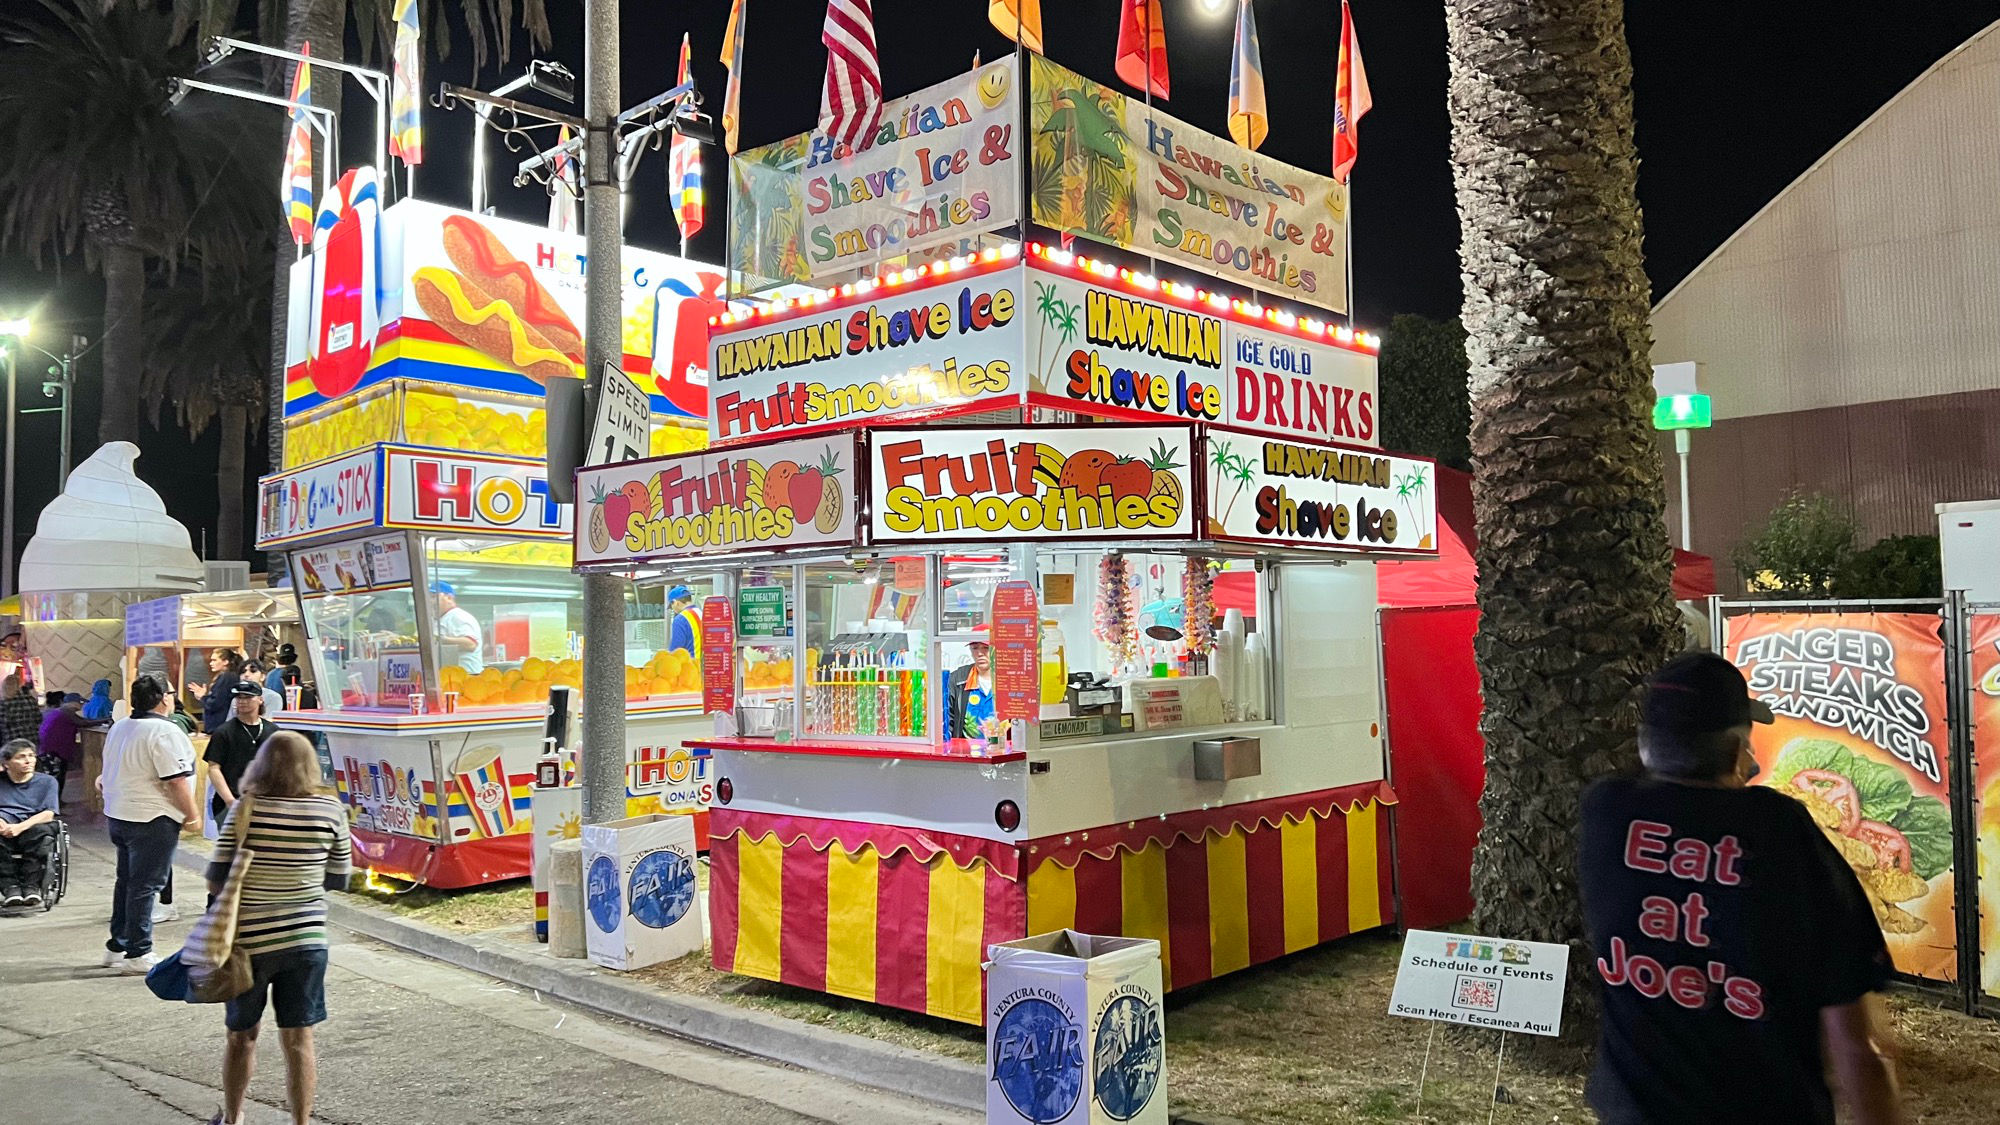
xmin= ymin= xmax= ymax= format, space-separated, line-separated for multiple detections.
xmin=1346 ymin=174 xmax=1355 ymax=328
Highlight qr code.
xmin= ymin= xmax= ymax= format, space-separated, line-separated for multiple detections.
xmin=1453 ymin=975 xmax=1502 ymax=1012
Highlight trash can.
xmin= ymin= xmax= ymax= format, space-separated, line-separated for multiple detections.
xmin=985 ymin=930 xmax=1167 ymax=1125
xmin=579 ymin=813 xmax=702 ymax=971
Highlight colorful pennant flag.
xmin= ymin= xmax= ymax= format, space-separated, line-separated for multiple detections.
xmin=389 ymin=0 xmax=423 ymax=164
xmin=1333 ymin=0 xmax=1372 ymax=184
xmin=818 ymin=0 xmax=884 ymax=151
xmin=720 ymin=0 xmax=747 ymax=154
xmin=1227 ymin=0 xmax=1267 ymax=151
xmin=283 ymin=43 xmax=315 ymax=246
xmin=988 ymin=0 xmax=1043 ymax=54
xmin=669 ymin=33 xmax=706 ymax=241
xmin=1115 ymin=0 xmax=1169 ymax=99
xmin=548 ymin=125 xmax=579 ymax=234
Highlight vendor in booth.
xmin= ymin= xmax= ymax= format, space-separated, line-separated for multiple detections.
xmin=946 ymin=626 xmax=994 ymax=741
xmin=430 ymin=581 xmax=484 ymax=675
xmin=667 ymin=585 xmax=701 ymax=661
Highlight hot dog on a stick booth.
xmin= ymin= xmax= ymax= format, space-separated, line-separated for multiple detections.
xmin=572 ymin=241 xmax=1440 ymax=1024
xmin=255 ymin=168 xmax=727 ymax=888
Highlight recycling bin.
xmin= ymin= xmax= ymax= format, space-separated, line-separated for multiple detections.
xmin=985 ymin=931 xmax=1167 ymax=1125
xmin=579 ymin=813 xmax=702 ymax=970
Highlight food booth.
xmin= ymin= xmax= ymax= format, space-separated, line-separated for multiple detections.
xmin=255 ymin=169 xmax=725 ymax=888
xmin=123 ymin=588 xmax=304 ymax=701
xmin=573 ymin=244 xmax=1440 ymax=1023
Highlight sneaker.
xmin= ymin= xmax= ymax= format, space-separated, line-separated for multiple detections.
xmin=151 ymin=902 xmax=180 ymax=923
xmin=118 ymin=952 xmax=160 ymax=974
xmin=0 ymin=887 xmax=23 ymax=907
xmin=19 ymin=889 xmax=42 ymax=906
xmin=101 ymin=948 xmax=125 ymax=968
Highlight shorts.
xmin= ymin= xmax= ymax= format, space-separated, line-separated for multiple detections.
xmin=224 ymin=946 xmax=329 ymax=1031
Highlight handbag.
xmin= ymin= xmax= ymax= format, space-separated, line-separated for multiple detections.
xmin=180 ymin=795 xmax=257 ymax=1003
xmin=144 ymin=949 xmax=193 ymax=1003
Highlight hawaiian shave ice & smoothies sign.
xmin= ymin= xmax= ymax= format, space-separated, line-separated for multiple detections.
xmin=707 ymin=265 xmax=1023 ymax=442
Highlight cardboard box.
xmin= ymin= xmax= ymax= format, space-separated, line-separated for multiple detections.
xmin=580 ymin=813 xmax=703 ymax=970
xmin=985 ymin=931 xmax=1167 ymax=1125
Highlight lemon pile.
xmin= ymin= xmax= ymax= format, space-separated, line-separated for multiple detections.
xmin=285 ymin=392 xmax=398 ymax=467
xmin=405 ymin=391 xmax=546 ymax=457
xmin=440 ymin=649 xmax=701 ymax=707
xmin=650 ymin=423 xmax=708 ymax=457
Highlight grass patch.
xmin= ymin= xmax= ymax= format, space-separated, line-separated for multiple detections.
xmin=347 ymin=875 xmax=536 ymax=933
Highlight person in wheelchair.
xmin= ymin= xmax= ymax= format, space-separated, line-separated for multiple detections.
xmin=0 ymin=739 xmax=59 ymax=906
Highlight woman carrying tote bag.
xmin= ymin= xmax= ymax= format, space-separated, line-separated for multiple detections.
xmin=205 ymin=732 xmax=351 ymax=1125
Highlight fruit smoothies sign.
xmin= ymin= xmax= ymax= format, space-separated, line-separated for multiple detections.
xmin=702 ymin=596 xmax=735 ymax=716
xmin=1204 ymin=428 xmax=1437 ymax=555
xmin=284 ymin=196 xmax=724 ymax=420
xmin=867 ymin=426 xmax=1196 ymax=543
xmin=1028 ymin=54 xmax=1349 ymax=315
xmin=708 ymin=264 xmax=1023 ymax=442
xmin=1724 ymin=613 xmax=1957 ymax=980
xmin=728 ymin=57 xmax=1022 ymax=285
xmin=1024 ymin=272 xmax=1225 ymax=424
xmin=380 ymin=446 xmax=571 ymax=539
xmin=1971 ymin=614 xmax=2000 ymax=998
xmin=573 ymin=434 xmax=859 ymax=566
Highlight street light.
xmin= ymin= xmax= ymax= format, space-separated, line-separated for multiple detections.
xmin=1 ymin=317 xmax=27 ymax=601
xmin=0 ymin=318 xmax=84 ymax=601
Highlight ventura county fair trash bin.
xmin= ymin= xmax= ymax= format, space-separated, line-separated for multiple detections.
xmin=985 ymin=931 xmax=1167 ymax=1125
xmin=580 ymin=813 xmax=702 ymax=971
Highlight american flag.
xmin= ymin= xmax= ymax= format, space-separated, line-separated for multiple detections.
xmin=284 ymin=44 xmax=315 ymax=245
xmin=818 ymin=0 xmax=883 ymax=152
xmin=668 ymin=33 xmax=705 ymax=241
xmin=1332 ymin=0 xmax=1372 ymax=184
xmin=388 ymin=0 xmax=423 ymax=164
xmin=720 ymin=0 xmax=746 ymax=155
xmin=547 ymin=125 xmax=579 ymax=235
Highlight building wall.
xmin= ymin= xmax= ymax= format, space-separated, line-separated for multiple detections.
xmin=1651 ymin=22 xmax=2000 ymax=579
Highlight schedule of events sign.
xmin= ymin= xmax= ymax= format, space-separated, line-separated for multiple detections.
xmin=867 ymin=425 xmax=1196 ymax=543
xmin=707 ymin=263 xmax=1024 ymax=442
xmin=1203 ymin=428 xmax=1436 ymax=555
xmin=1725 ymin=613 xmax=1957 ymax=981
xmin=1388 ymin=929 xmax=1568 ymax=1036
xmin=728 ymin=58 xmax=1021 ymax=286
xmin=1028 ymin=54 xmax=1347 ymax=314
xmin=574 ymin=433 xmax=860 ymax=565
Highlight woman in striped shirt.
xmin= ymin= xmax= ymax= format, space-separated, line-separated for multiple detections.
xmin=206 ymin=731 xmax=351 ymax=1125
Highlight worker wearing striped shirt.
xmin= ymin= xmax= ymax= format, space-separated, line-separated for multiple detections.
xmin=206 ymin=732 xmax=350 ymax=1125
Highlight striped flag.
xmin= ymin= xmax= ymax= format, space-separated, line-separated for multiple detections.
xmin=548 ymin=125 xmax=579 ymax=234
xmin=1332 ymin=0 xmax=1372 ymax=184
xmin=283 ymin=44 xmax=315 ymax=245
xmin=1115 ymin=0 xmax=1169 ymax=99
xmin=988 ymin=0 xmax=1042 ymax=54
xmin=818 ymin=0 xmax=883 ymax=152
xmin=668 ymin=34 xmax=706 ymax=242
xmin=389 ymin=0 xmax=423 ymax=164
xmin=1227 ymin=0 xmax=1267 ymax=151
xmin=720 ymin=0 xmax=747 ymax=154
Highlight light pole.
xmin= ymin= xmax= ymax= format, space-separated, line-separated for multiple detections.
xmin=1652 ymin=392 xmax=1713 ymax=552
xmin=0 ymin=317 xmax=28 ymax=601
xmin=470 ymin=60 xmax=574 ymax=214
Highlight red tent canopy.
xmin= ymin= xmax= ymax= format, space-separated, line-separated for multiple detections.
xmin=1213 ymin=466 xmax=1716 ymax=613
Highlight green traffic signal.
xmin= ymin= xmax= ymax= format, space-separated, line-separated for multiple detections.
xmin=1652 ymin=393 xmax=1712 ymax=431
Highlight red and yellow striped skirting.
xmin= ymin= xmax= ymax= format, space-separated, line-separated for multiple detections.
xmin=709 ymin=782 xmax=1396 ymax=1024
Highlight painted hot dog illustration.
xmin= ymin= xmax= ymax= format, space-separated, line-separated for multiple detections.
xmin=412 ymin=215 xmax=584 ymax=384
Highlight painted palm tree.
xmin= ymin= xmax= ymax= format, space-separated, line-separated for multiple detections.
xmin=1206 ymin=439 xmax=1256 ymax=530
xmin=1444 ymin=0 xmax=1681 ymax=1032
xmin=1393 ymin=465 xmax=1431 ymax=548
xmin=0 ymin=0 xmax=275 ymax=446
xmin=142 ymin=261 xmax=271 ymax=560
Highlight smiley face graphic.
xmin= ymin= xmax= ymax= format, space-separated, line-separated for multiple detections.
xmin=976 ymin=65 xmax=1010 ymax=110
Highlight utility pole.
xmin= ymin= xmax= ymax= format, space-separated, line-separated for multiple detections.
xmin=2 ymin=344 xmax=15 ymax=600
xmin=579 ymin=0 xmax=628 ymax=825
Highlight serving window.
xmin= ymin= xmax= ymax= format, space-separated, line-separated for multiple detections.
xmin=295 ymin=583 xmax=422 ymax=712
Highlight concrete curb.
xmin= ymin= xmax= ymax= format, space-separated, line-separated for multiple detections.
xmin=174 ymin=851 xmax=982 ymax=1112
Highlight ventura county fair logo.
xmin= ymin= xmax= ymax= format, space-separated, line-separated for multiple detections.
xmin=1736 ymin=627 xmax=1941 ymax=783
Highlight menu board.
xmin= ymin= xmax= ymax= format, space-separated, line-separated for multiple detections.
xmin=989 ymin=580 xmax=1040 ymax=724
xmin=702 ymin=596 xmax=736 ymax=716
xmin=125 ymin=597 xmax=182 ymax=648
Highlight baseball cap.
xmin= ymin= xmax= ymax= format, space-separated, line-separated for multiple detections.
xmin=1641 ymin=653 xmax=1774 ymax=734
xmin=229 ymin=680 xmax=265 ymax=699
xmin=429 ymin=580 xmax=455 ymax=596
xmin=669 ymin=584 xmax=693 ymax=601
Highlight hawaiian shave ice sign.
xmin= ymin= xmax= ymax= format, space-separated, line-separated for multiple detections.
xmin=729 ymin=57 xmax=1020 ymax=285
xmin=1388 ymin=929 xmax=1569 ymax=1037
xmin=1204 ymin=428 xmax=1437 ymax=554
xmin=707 ymin=263 xmax=1024 ymax=442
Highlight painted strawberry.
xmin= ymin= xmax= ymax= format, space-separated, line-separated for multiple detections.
xmin=790 ymin=449 xmax=841 ymax=515
xmin=1100 ymin=457 xmax=1154 ymax=502
xmin=598 ymin=484 xmax=633 ymax=544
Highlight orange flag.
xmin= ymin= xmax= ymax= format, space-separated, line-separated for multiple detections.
xmin=1332 ymin=0 xmax=1372 ymax=183
xmin=989 ymin=0 xmax=1042 ymax=53
xmin=1115 ymin=0 xmax=1169 ymax=99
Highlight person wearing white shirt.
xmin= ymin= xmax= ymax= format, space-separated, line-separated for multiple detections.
xmin=430 ymin=581 xmax=485 ymax=675
xmin=97 ymin=675 xmax=199 ymax=972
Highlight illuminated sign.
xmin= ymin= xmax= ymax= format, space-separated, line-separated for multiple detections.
xmin=256 ymin=447 xmax=382 ymax=547
xmin=382 ymin=446 xmax=571 ymax=538
xmin=1204 ymin=426 xmax=1437 ymax=555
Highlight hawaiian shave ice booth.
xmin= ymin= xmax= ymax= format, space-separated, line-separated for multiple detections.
xmin=255 ymin=169 xmax=726 ymax=888
xmin=573 ymin=234 xmax=1442 ymax=1022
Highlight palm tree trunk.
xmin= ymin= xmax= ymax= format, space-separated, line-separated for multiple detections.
xmin=1444 ymin=0 xmax=1682 ymax=1037
xmin=97 ymin=240 xmax=145 ymax=446
xmin=217 ymin=403 xmax=250 ymax=560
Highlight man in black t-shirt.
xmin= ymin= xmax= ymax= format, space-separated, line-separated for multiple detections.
xmin=1579 ymin=652 xmax=1903 ymax=1125
xmin=204 ymin=681 xmax=279 ymax=822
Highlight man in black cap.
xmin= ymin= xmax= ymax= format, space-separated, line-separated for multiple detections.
xmin=204 ymin=681 xmax=280 ymax=824
xmin=1579 ymin=652 xmax=1903 ymax=1124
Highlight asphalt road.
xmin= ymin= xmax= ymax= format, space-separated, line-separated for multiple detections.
xmin=0 ymin=832 xmax=971 ymax=1125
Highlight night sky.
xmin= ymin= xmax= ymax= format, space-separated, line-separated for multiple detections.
xmin=5 ymin=0 xmax=2000 ymax=567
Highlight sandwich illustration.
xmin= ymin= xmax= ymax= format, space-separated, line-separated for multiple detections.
xmin=412 ymin=215 xmax=585 ymax=384
xmin=1768 ymin=737 xmax=1951 ymax=935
